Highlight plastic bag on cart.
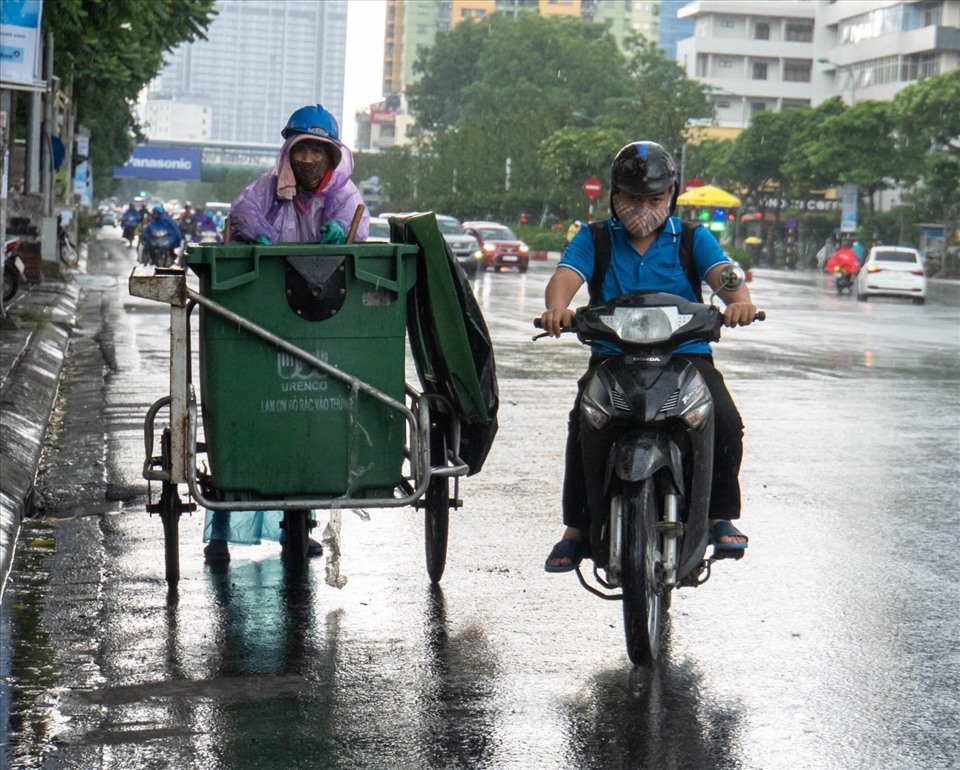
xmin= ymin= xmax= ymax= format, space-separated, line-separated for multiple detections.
xmin=202 ymin=509 xmax=284 ymax=544
xmin=389 ymin=212 xmax=499 ymax=474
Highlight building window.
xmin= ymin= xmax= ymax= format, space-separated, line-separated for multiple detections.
xmin=785 ymin=22 xmax=813 ymax=42
xmin=784 ymin=61 xmax=811 ymax=82
xmin=720 ymin=18 xmax=735 ymax=28
xmin=901 ymin=52 xmax=939 ymax=81
xmin=417 ymin=24 xmax=427 ymax=33
xmin=755 ymin=23 xmax=769 ymax=40
xmin=753 ymin=62 xmax=768 ymax=80
xmin=751 ymin=102 xmax=767 ymax=116
xmin=718 ymin=59 xmax=732 ymax=68
xmin=716 ymin=100 xmax=731 ymax=109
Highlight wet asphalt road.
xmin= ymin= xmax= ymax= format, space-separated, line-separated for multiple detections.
xmin=2 ymin=229 xmax=959 ymax=769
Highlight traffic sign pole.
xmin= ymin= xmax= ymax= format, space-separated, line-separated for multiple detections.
xmin=582 ymin=177 xmax=602 ymax=223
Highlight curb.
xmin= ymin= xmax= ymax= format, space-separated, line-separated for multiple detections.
xmin=0 ymin=279 xmax=79 ymax=597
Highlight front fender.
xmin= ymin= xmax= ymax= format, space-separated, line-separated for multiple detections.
xmin=612 ymin=433 xmax=683 ymax=494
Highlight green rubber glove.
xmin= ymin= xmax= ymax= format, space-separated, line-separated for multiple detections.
xmin=254 ymin=235 xmax=272 ymax=246
xmin=319 ymin=221 xmax=346 ymax=245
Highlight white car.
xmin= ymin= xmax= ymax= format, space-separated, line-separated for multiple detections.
xmin=367 ymin=216 xmax=391 ymax=243
xmin=856 ymin=246 xmax=927 ymax=305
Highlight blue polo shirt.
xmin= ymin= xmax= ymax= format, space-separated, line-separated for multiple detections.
xmin=559 ymin=216 xmax=729 ymax=355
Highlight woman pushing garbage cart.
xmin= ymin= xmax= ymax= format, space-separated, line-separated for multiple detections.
xmin=128 ymin=212 xmax=498 ymax=587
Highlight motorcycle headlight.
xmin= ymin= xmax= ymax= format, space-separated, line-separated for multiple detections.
xmin=581 ymin=373 xmax=612 ymax=430
xmin=679 ymin=371 xmax=712 ymax=428
xmin=598 ymin=306 xmax=693 ymax=344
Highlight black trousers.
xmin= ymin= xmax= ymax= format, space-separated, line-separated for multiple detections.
xmin=562 ymin=354 xmax=744 ymax=530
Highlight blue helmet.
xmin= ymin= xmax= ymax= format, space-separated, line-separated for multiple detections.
xmin=281 ymin=104 xmax=340 ymax=141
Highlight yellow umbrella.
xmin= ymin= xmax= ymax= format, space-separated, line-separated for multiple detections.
xmin=676 ymin=185 xmax=741 ymax=208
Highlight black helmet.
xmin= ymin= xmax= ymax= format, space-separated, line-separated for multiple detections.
xmin=610 ymin=141 xmax=679 ymax=215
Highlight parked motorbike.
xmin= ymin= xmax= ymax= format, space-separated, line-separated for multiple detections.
xmin=3 ymin=236 xmax=27 ymax=304
xmin=534 ymin=266 xmax=764 ymax=666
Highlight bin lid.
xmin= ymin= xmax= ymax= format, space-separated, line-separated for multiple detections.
xmin=391 ymin=213 xmax=499 ymax=475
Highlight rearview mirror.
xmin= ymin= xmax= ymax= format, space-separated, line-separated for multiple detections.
xmin=718 ymin=263 xmax=745 ymax=291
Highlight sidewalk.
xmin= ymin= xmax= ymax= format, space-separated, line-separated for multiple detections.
xmin=0 ymin=272 xmax=80 ymax=595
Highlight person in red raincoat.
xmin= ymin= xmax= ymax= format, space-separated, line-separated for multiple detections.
xmin=825 ymin=247 xmax=860 ymax=276
xmin=825 ymin=246 xmax=860 ymax=294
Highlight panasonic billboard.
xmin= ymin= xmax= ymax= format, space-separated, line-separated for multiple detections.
xmin=114 ymin=146 xmax=202 ymax=180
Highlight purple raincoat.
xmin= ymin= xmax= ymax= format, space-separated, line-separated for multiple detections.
xmin=230 ymin=134 xmax=369 ymax=244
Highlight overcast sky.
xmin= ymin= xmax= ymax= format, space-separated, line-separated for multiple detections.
xmin=342 ymin=0 xmax=387 ymax=149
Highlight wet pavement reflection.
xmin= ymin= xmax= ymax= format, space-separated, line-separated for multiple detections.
xmin=2 ymin=237 xmax=958 ymax=769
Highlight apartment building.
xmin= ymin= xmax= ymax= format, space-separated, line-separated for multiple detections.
xmin=676 ymin=1 xmax=816 ymax=129
xmin=675 ymin=0 xmax=958 ymax=129
xmin=811 ymin=0 xmax=960 ymax=105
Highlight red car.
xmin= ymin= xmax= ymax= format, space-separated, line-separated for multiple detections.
xmin=462 ymin=221 xmax=529 ymax=273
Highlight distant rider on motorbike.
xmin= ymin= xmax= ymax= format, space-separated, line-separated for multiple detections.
xmin=540 ymin=141 xmax=758 ymax=571
xmin=120 ymin=202 xmax=141 ymax=246
xmin=140 ymin=205 xmax=183 ymax=264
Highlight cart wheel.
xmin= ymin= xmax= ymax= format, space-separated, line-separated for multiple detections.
xmin=425 ymin=421 xmax=450 ymax=584
xmin=282 ymin=509 xmax=311 ymax=565
xmin=160 ymin=429 xmax=180 ymax=586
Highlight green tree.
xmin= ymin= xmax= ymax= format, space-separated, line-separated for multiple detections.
xmin=537 ymin=127 xmax=627 ymax=219
xmin=612 ymin=36 xmax=715 ymax=153
xmin=401 ymin=13 xmax=713 ymax=224
xmin=892 ymin=68 xmax=960 ymax=168
xmin=786 ymin=99 xmax=898 ymax=216
xmin=407 ymin=19 xmax=490 ymax=133
xmin=892 ymin=69 xmax=960 ymax=257
xmin=44 ymin=0 xmax=216 ymax=196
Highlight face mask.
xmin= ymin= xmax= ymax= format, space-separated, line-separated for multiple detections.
xmin=615 ymin=194 xmax=670 ymax=238
xmin=291 ymin=157 xmax=330 ymax=191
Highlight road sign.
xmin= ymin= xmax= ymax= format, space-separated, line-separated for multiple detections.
xmin=582 ymin=177 xmax=602 ymax=198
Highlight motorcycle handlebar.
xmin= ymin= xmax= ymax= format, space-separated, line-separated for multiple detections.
xmin=533 ymin=310 xmax=766 ymax=332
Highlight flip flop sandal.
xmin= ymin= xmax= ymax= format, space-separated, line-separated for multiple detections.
xmin=709 ymin=520 xmax=749 ymax=551
xmin=544 ymin=538 xmax=585 ymax=573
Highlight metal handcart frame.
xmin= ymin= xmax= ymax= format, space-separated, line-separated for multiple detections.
xmin=129 ymin=262 xmax=469 ymax=586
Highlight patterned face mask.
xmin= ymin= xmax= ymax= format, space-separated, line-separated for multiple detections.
xmin=614 ymin=193 xmax=670 ymax=238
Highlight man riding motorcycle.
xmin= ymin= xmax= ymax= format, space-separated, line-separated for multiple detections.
xmin=120 ymin=203 xmax=141 ymax=247
xmin=140 ymin=205 xmax=183 ymax=266
xmin=540 ymin=141 xmax=757 ymax=572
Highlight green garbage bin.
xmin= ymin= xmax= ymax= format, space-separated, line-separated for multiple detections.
xmin=186 ymin=242 xmax=419 ymax=501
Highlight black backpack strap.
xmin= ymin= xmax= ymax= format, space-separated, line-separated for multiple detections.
xmin=589 ymin=219 xmax=703 ymax=304
xmin=587 ymin=221 xmax=611 ymax=305
xmin=679 ymin=222 xmax=702 ymax=303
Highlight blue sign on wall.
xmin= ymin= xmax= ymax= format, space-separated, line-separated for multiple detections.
xmin=114 ymin=146 xmax=202 ymax=180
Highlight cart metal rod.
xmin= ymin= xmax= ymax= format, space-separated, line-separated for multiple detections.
xmin=185 ymin=392 xmax=467 ymax=511
xmin=186 ymin=287 xmax=416 ymax=426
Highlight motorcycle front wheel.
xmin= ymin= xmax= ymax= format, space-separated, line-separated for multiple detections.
xmin=621 ymin=479 xmax=665 ymax=666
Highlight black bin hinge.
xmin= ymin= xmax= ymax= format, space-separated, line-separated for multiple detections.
xmin=284 ymin=255 xmax=347 ymax=321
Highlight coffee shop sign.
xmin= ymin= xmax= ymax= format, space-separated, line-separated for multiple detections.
xmin=756 ymin=196 xmax=841 ymax=212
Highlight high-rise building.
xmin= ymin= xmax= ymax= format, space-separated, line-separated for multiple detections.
xmin=659 ymin=0 xmax=694 ymax=61
xmin=144 ymin=0 xmax=348 ymax=146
